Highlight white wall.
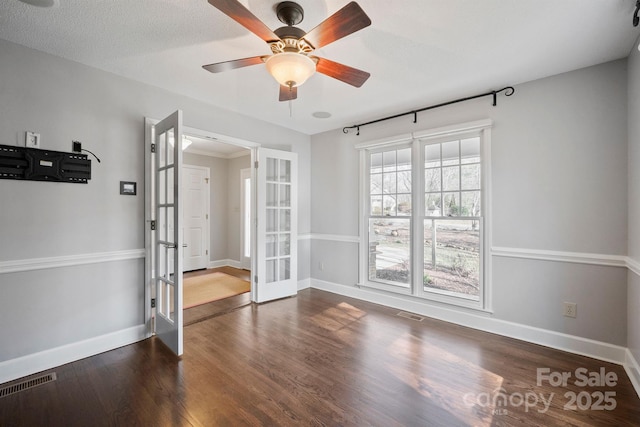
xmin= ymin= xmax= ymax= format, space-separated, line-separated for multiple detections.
xmin=310 ymin=59 xmax=628 ymax=346
xmin=628 ymin=35 xmax=640 ymax=375
xmin=0 ymin=39 xmax=310 ymax=380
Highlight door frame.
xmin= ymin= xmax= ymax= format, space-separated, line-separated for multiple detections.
xmin=182 ymin=164 xmax=210 ymax=272
xmin=144 ymin=119 xmax=260 ymax=336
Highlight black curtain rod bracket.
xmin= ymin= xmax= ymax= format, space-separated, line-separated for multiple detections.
xmin=343 ymin=86 xmax=515 ymax=134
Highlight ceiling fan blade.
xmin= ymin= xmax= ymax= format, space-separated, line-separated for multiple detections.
xmin=207 ymin=0 xmax=280 ymax=43
xmin=279 ymin=85 xmax=298 ymax=102
xmin=302 ymin=2 xmax=371 ymax=49
xmin=314 ymin=57 xmax=370 ymax=88
xmin=202 ymin=56 xmax=267 ymax=73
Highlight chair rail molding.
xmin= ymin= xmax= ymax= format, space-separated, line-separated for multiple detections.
xmin=0 ymin=249 xmax=146 ymax=274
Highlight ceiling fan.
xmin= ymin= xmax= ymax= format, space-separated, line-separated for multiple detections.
xmin=203 ymin=0 xmax=372 ymax=101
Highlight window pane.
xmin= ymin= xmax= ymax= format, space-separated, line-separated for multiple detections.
xmin=461 ymin=191 xmax=481 ymax=216
xmin=425 ymin=194 xmax=442 ymax=216
xmin=425 ymin=168 xmax=441 ymax=192
xmin=397 ymin=171 xmax=411 ymax=193
xmin=442 ymin=166 xmax=459 ymax=191
xmin=383 ymin=172 xmax=397 ymax=193
xmin=424 ymin=219 xmax=480 ymax=300
xmin=443 ymin=192 xmax=460 ymax=216
xmin=371 ymin=152 xmax=383 ymax=174
xmin=441 ymin=140 xmax=460 ymax=166
xmin=397 ymin=148 xmax=411 ymax=171
xmin=369 ymin=218 xmax=410 ymax=287
xmin=425 ymin=144 xmax=440 ymax=168
xmin=371 ymin=196 xmax=383 ymax=216
xmin=461 ymin=164 xmax=481 ymax=190
xmin=461 ymin=138 xmax=480 ymax=164
xmin=383 ymin=195 xmax=397 ymax=216
xmin=370 ymin=173 xmax=382 ymax=194
xmin=397 ymin=194 xmax=411 ymax=216
xmin=383 ymin=151 xmax=396 ymax=172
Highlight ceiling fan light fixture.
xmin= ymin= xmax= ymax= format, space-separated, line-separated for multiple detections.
xmin=265 ymin=52 xmax=316 ymax=87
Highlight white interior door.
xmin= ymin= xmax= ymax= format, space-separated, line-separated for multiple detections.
xmin=240 ymin=167 xmax=251 ymax=271
xmin=153 ymin=110 xmax=183 ymax=356
xmin=255 ymin=148 xmax=297 ymax=303
xmin=182 ymin=165 xmax=209 ymax=272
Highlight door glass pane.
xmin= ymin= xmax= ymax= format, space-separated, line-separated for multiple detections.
xmin=368 ymin=218 xmax=410 ymax=287
xmin=266 ymin=260 xmax=277 ymax=283
xmin=279 ymin=258 xmax=290 ymax=280
xmin=266 ymin=234 xmax=277 ymax=258
xmin=280 ymin=209 xmax=291 ymax=231
xmin=279 ymin=184 xmax=291 ymax=207
xmin=424 ymin=219 xmax=480 ymax=301
xmin=266 ymin=209 xmax=277 ymax=232
xmin=167 ymin=166 xmax=174 ymax=204
xmin=267 ymin=158 xmax=278 ymax=181
xmin=167 ymin=129 xmax=175 ymax=166
xmin=266 ymin=183 xmax=278 ymax=207
xmin=159 ymin=132 xmax=167 ymax=168
xmin=159 ymin=169 xmax=166 ymax=205
xmin=279 ymin=159 xmax=291 ymax=183
xmin=279 ymin=234 xmax=290 ymax=256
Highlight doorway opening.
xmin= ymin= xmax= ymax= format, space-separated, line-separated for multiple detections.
xmin=180 ymin=132 xmax=253 ymax=324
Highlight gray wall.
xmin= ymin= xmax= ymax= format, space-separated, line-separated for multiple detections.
xmin=310 ymin=59 xmax=629 ymax=345
xmin=628 ymin=36 xmax=640 ymax=363
xmin=0 ymin=39 xmax=310 ymax=364
xmin=227 ymin=155 xmax=251 ymax=263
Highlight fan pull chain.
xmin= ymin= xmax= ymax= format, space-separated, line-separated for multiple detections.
xmin=288 ymin=83 xmax=293 ymax=117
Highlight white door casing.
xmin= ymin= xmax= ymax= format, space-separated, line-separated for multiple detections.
xmin=182 ymin=165 xmax=209 ymax=272
xmin=255 ymin=148 xmax=298 ymax=303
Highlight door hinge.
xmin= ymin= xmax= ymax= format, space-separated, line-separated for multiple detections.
xmin=151 ymin=143 xmax=156 ymax=153
xmin=205 ymin=177 xmax=209 ymax=184
xmin=254 ymin=275 xmax=258 ymax=283
xmin=150 ymin=220 xmax=156 ymax=230
xmin=206 ymin=249 xmax=208 ymax=255
xmin=206 ymin=214 xmax=209 ymax=220
xmin=254 ymin=161 xmax=259 ymax=168
xmin=151 ymin=298 xmax=156 ymax=308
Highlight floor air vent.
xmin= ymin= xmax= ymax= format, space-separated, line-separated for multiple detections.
xmin=397 ymin=311 xmax=425 ymax=322
xmin=0 ymin=373 xmax=57 ymax=398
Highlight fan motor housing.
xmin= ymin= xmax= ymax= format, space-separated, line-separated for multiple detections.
xmin=276 ymin=1 xmax=304 ymax=26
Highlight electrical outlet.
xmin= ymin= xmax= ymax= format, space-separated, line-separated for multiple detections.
xmin=563 ymin=302 xmax=577 ymax=318
xmin=25 ymin=131 xmax=40 ymax=148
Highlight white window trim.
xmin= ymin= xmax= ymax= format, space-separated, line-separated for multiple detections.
xmin=358 ymin=119 xmax=493 ymax=312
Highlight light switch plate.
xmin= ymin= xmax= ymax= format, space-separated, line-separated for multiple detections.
xmin=25 ymin=131 xmax=40 ymax=148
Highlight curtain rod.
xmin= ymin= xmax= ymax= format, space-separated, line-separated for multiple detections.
xmin=342 ymin=86 xmax=515 ymax=135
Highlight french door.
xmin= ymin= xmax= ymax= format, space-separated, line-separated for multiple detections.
xmin=254 ymin=148 xmax=298 ymax=303
xmin=152 ymin=110 xmax=183 ymax=356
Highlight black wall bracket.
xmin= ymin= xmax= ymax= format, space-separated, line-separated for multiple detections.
xmin=0 ymin=144 xmax=91 ymax=184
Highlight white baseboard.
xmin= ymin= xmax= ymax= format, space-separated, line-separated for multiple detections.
xmin=625 ymin=349 xmax=640 ymax=399
xmin=0 ymin=325 xmax=148 ymax=385
xmin=208 ymin=259 xmax=242 ymax=269
xmin=297 ymin=278 xmax=311 ymax=291
xmin=310 ymin=278 xmax=628 ymax=366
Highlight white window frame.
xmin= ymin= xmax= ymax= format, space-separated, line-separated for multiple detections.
xmin=358 ymin=120 xmax=493 ymax=312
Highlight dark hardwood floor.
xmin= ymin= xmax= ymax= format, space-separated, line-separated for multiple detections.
xmin=1 ymin=289 xmax=639 ymax=426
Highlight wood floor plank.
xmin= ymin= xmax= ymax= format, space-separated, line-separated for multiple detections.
xmin=1 ymin=288 xmax=638 ymax=426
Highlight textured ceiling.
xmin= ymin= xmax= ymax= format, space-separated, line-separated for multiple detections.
xmin=1 ymin=0 xmax=639 ymax=135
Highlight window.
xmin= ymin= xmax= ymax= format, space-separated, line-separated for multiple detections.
xmin=423 ymin=137 xmax=482 ymax=301
xmin=368 ymin=147 xmax=412 ymax=289
xmin=360 ymin=121 xmax=490 ymax=309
